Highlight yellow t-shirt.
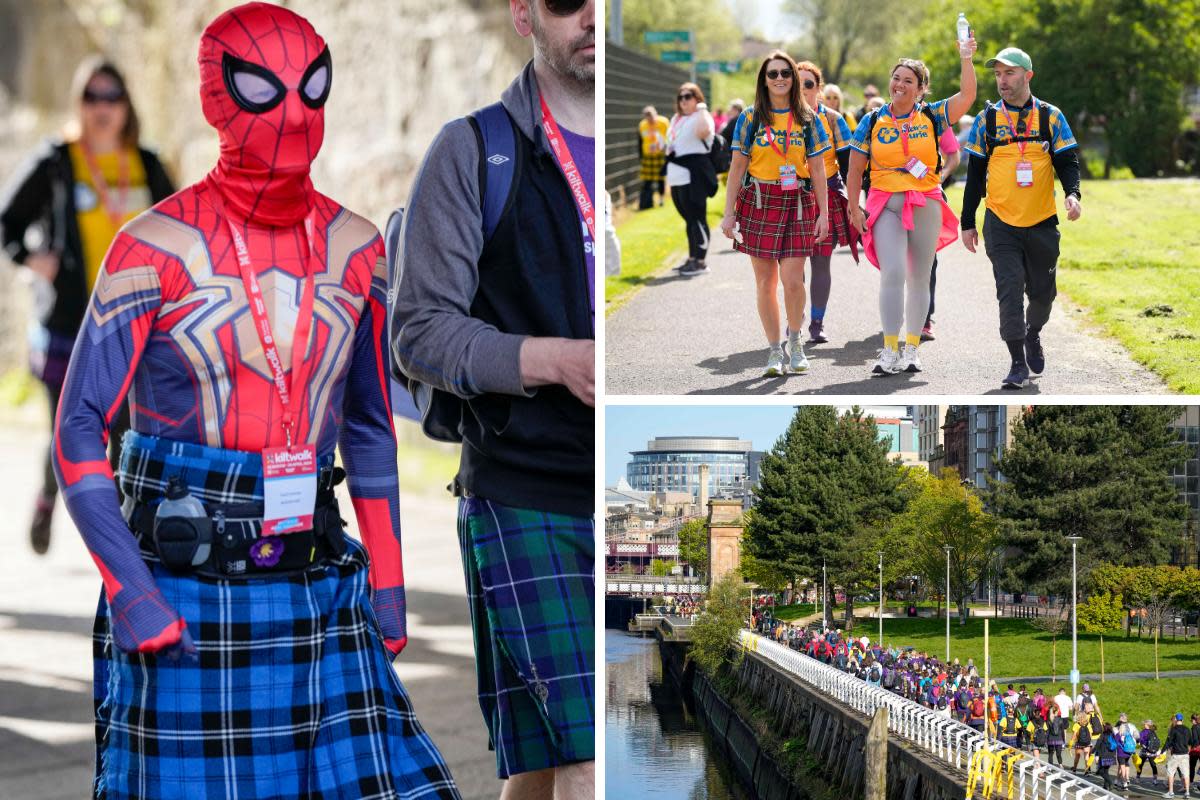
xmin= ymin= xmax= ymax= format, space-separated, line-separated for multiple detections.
xmin=731 ymin=107 xmax=831 ymax=181
xmin=963 ymin=99 xmax=1079 ymax=227
xmin=849 ymin=100 xmax=952 ymax=193
xmin=69 ymin=142 xmax=151 ymax=292
xmin=639 ymin=117 xmax=668 ymax=157
xmin=814 ymin=103 xmax=854 ymax=180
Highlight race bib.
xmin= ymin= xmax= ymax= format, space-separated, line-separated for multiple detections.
xmin=779 ymin=163 xmax=798 ymax=191
xmin=262 ymin=445 xmax=317 ymax=536
xmin=1016 ymin=160 xmax=1034 ymax=187
xmin=904 ymin=157 xmax=929 ymax=179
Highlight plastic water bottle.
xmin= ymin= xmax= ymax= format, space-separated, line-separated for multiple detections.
xmin=957 ymin=12 xmax=970 ymax=42
xmin=156 ymin=477 xmax=211 ymax=566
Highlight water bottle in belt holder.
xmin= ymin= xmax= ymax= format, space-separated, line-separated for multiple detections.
xmin=153 ymin=476 xmax=213 ymax=572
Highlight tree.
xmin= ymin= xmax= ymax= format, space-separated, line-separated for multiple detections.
xmin=650 ymin=558 xmax=676 ymax=577
xmin=783 ymin=0 xmax=912 ymax=85
xmin=889 ymin=468 xmax=1001 ymax=624
xmin=688 ymin=571 xmax=749 ymax=676
xmin=744 ymin=406 xmax=908 ymax=628
xmin=1077 ymin=591 xmax=1124 ymax=633
xmin=1029 ymin=604 xmax=1071 ymax=681
xmin=677 ymin=518 xmax=710 ymax=580
xmin=618 ymin=0 xmax=745 ymax=60
xmin=738 ymin=535 xmax=790 ymax=594
xmin=989 ymin=406 xmax=1191 ymax=596
xmin=1142 ymin=594 xmax=1175 ymax=680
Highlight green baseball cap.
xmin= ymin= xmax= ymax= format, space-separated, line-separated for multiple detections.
xmin=986 ymin=47 xmax=1033 ymax=70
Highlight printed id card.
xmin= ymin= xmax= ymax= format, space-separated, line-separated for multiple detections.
xmin=262 ymin=445 xmax=317 ymax=536
xmin=1015 ymin=160 xmax=1034 ymax=187
xmin=904 ymin=157 xmax=929 ymax=179
xmin=779 ymin=164 xmax=798 ymax=191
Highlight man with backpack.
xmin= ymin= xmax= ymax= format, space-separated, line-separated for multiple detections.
xmin=960 ymin=47 xmax=1082 ymax=390
xmin=390 ymin=1 xmax=595 ymax=796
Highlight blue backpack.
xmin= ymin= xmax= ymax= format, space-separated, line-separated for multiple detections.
xmin=386 ymin=102 xmax=518 ymax=441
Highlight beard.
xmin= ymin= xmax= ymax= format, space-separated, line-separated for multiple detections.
xmin=530 ymin=8 xmax=595 ymax=89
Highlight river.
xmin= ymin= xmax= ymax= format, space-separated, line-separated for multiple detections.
xmin=605 ymin=629 xmax=749 ymax=799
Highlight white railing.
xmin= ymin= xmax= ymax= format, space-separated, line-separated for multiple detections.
xmin=740 ymin=631 xmax=1121 ymax=800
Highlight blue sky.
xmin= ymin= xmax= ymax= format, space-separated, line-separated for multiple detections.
xmin=605 ymin=404 xmax=908 ymax=485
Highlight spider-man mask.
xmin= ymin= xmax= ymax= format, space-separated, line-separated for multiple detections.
xmin=198 ymin=2 xmax=331 ymax=226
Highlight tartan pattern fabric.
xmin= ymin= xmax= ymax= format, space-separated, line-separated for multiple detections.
xmin=457 ymin=497 xmax=595 ymax=778
xmin=639 ymin=152 xmax=666 ymax=182
xmin=91 ymin=537 xmax=459 ymax=800
xmin=812 ymin=184 xmax=854 ymax=257
xmin=733 ymin=180 xmax=819 ymax=259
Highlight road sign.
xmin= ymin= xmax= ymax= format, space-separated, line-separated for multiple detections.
xmin=660 ymin=50 xmax=693 ymax=63
xmin=1069 ymin=669 xmax=1081 ymax=684
xmin=644 ymin=30 xmax=690 ymax=44
xmin=696 ymin=60 xmax=742 ymax=74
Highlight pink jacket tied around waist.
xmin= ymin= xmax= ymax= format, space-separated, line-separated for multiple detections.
xmin=862 ymin=187 xmax=959 ymax=269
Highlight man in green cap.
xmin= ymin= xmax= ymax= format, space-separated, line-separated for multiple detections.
xmin=960 ymin=46 xmax=1082 ymax=390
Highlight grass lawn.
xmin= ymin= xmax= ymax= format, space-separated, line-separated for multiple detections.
xmin=870 ymin=617 xmax=1200 ymax=679
xmin=609 ymin=180 xmax=1200 ymax=389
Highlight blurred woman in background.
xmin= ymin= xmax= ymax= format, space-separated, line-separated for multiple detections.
xmin=0 ymin=57 xmax=175 ymax=554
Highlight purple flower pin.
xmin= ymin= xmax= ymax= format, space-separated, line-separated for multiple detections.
xmin=250 ymin=536 xmax=285 ymax=567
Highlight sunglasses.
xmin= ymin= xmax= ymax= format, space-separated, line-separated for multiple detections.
xmin=678 ymin=92 xmax=695 ymax=101
xmin=83 ymin=87 xmax=126 ymax=104
xmin=802 ymin=80 xmax=817 ymax=89
xmin=766 ymin=69 xmax=793 ymax=80
xmin=544 ymin=0 xmax=586 ymax=16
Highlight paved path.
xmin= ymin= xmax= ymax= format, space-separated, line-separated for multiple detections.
xmin=996 ymin=670 xmax=1200 ymax=683
xmin=606 ymin=237 xmax=1168 ymax=395
xmin=0 ymin=426 xmax=501 ymax=800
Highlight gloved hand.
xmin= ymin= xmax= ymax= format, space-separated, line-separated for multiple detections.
xmin=372 ymin=584 xmax=407 ymax=656
xmin=108 ymin=581 xmax=194 ymax=658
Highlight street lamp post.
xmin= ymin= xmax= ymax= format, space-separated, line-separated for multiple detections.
xmin=822 ymin=559 xmax=827 ymax=630
xmin=1066 ymin=536 xmax=1083 ymax=706
xmin=878 ymin=551 xmax=884 ymax=646
xmin=944 ymin=546 xmax=953 ymax=662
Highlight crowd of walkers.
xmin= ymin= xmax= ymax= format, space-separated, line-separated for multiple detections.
xmin=637 ymin=18 xmax=1083 ymax=390
xmin=751 ymin=615 xmax=1200 ymax=796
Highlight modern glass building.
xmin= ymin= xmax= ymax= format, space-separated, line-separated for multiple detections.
xmin=626 ymin=436 xmax=758 ymax=499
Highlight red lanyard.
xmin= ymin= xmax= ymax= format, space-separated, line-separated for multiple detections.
xmin=539 ymin=95 xmax=595 ymax=241
xmin=887 ymin=104 xmax=917 ymax=158
xmin=764 ymin=111 xmax=794 ymax=157
xmin=80 ymin=142 xmax=129 ymax=227
xmin=209 ymin=189 xmax=317 ymax=449
xmin=999 ymin=98 xmax=1037 ymax=157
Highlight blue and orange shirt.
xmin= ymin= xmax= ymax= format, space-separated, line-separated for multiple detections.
xmin=814 ymin=103 xmax=854 ymax=180
xmin=731 ymin=106 xmax=830 ymax=181
xmin=850 ymin=99 xmax=953 ymax=193
xmin=964 ymin=97 xmax=1077 ymax=227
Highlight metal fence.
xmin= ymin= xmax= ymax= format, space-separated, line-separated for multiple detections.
xmin=605 ymin=43 xmax=709 ymax=207
xmin=740 ymin=631 xmax=1121 ymax=800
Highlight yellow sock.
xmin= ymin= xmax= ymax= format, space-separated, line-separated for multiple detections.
xmin=884 ymin=334 xmax=899 ymax=351
xmin=905 ymin=334 xmax=921 ymax=348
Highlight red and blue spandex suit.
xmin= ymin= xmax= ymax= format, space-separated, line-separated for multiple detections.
xmin=53 ymin=1 xmax=408 ymax=656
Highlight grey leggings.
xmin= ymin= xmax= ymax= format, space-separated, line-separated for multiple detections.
xmin=873 ymin=192 xmax=941 ymax=340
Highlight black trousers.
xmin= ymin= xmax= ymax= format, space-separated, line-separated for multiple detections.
xmin=983 ymin=210 xmax=1060 ymax=342
xmin=671 ymin=181 xmax=710 ymax=261
xmin=639 ymin=180 xmax=663 ymax=210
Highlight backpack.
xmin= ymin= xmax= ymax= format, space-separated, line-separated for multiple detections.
xmin=1122 ymin=730 xmax=1137 ymax=755
xmin=869 ymin=663 xmax=882 ymax=683
xmin=883 ymin=667 xmax=897 ymax=689
xmin=1089 ymin=713 xmax=1103 ymax=736
xmin=972 ymin=697 xmax=986 ymax=718
xmin=386 ymin=102 xmax=518 ymax=443
xmin=1075 ymin=724 xmax=1092 ymax=746
xmin=983 ymin=101 xmax=1053 ymax=156
xmin=707 ymin=132 xmax=731 ymax=176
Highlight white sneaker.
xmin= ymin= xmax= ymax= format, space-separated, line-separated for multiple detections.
xmin=899 ymin=343 xmax=922 ymax=372
xmin=788 ymin=332 xmax=809 ymax=373
xmin=1164 ymin=791 xmax=1175 ymax=798
xmin=872 ymin=348 xmax=901 ymax=375
xmin=764 ymin=347 xmax=786 ymax=377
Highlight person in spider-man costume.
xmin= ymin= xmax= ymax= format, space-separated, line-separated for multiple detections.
xmin=53 ymin=4 xmax=459 ymax=797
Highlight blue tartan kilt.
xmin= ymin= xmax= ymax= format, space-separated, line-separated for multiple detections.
xmin=92 ymin=538 xmax=459 ymax=800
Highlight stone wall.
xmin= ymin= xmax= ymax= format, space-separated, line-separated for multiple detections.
xmin=686 ymin=648 xmax=968 ymax=800
xmin=0 ymin=0 xmax=529 ymax=373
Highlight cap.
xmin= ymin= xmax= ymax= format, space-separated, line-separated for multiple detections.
xmin=1177 ymin=713 xmax=1185 ymax=721
xmin=985 ymin=47 xmax=1033 ymax=71
xmin=1082 ymin=683 xmax=1091 ymax=691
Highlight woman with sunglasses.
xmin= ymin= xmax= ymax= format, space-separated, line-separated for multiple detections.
xmin=0 ymin=56 xmax=174 ymax=555
xmin=846 ymin=35 xmax=977 ymax=376
xmin=720 ymin=51 xmax=830 ymax=377
xmin=665 ymin=82 xmax=716 ymax=276
xmin=796 ymin=60 xmax=857 ymax=344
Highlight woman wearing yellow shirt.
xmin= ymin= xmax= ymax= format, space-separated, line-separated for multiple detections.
xmin=797 ymin=61 xmax=857 ymax=345
xmin=720 ymin=51 xmax=830 ymax=377
xmin=846 ymin=37 xmax=977 ymax=376
xmin=0 ymin=57 xmax=174 ymax=554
